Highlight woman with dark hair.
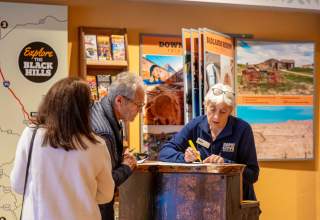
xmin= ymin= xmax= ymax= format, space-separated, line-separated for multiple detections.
xmin=11 ymin=78 xmax=114 ymax=220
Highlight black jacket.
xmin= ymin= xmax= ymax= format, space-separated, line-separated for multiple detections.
xmin=91 ymin=96 xmax=132 ymax=219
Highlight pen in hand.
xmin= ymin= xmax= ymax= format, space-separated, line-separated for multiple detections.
xmin=188 ymin=140 xmax=202 ymax=162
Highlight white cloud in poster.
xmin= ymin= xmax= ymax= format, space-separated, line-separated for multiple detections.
xmin=236 ymin=41 xmax=314 ymax=67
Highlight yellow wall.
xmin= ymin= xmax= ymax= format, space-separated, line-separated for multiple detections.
xmin=7 ymin=0 xmax=319 ymax=219
xmin=68 ymin=3 xmax=320 ymax=219
xmin=70 ymin=2 xmax=319 ymax=220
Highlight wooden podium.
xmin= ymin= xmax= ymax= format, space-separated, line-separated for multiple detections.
xmin=119 ymin=161 xmax=260 ymax=220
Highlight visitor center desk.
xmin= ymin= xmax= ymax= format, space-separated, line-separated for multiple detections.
xmin=119 ymin=161 xmax=260 ymax=220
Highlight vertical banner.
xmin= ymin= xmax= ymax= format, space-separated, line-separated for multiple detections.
xmin=198 ymin=29 xmax=205 ymax=115
xmin=0 ymin=2 xmax=68 ymax=219
xmin=236 ymin=40 xmax=314 ymax=160
xmin=182 ymin=29 xmax=192 ymax=124
xmin=190 ymin=29 xmax=201 ymax=117
xmin=140 ymin=34 xmax=184 ymax=159
xmin=203 ymin=28 xmax=235 ymax=96
xmin=182 ymin=28 xmax=235 ymax=118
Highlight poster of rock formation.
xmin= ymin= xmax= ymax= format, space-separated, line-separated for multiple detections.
xmin=140 ymin=34 xmax=184 ymax=158
xmin=236 ymin=40 xmax=314 ymax=160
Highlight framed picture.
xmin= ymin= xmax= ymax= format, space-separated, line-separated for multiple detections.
xmin=235 ymin=40 xmax=315 ymax=160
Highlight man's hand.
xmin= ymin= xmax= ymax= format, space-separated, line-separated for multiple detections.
xmin=203 ymin=154 xmax=224 ymax=163
xmin=184 ymin=147 xmax=201 ymax=163
xmin=122 ymin=152 xmax=137 ymax=171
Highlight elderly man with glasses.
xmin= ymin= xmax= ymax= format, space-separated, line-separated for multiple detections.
xmin=91 ymin=72 xmax=145 ymax=220
xmin=159 ymin=83 xmax=259 ymax=201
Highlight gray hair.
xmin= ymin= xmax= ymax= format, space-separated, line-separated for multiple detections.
xmin=108 ymin=72 xmax=144 ymax=102
xmin=204 ymin=83 xmax=234 ymax=107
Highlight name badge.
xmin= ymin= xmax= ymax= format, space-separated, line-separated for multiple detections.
xmin=222 ymin=143 xmax=235 ymax=152
xmin=196 ymin=138 xmax=210 ymax=149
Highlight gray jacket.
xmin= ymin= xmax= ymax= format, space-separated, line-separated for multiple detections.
xmin=91 ymin=96 xmax=132 ymax=186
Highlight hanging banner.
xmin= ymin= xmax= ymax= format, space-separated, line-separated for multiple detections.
xmin=140 ymin=34 xmax=184 ymax=159
xmin=236 ymin=40 xmax=315 ymax=160
xmin=190 ymin=29 xmax=201 ymax=117
xmin=203 ymin=28 xmax=235 ymax=94
xmin=182 ymin=29 xmax=192 ymax=123
xmin=198 ymin=29 xmax=205 ymax=115
xmin=0 ymin=2 xmax=67 ymax=219
xmin=182 ymin=28 xmax=235 ymax=118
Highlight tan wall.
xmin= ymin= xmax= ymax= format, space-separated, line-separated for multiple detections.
xmin=70 ymin=2 xmax=320 ymax=220
xmin=69 ymin=3 xmax=320 ymax=219
xmin=5 ymin=0 xmax=320 ymax=219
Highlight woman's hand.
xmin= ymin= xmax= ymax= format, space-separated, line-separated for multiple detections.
xmin=184 ymin=147 xmax=200 ymax=163
xmin=203 ymin=154 xmax=224 ymax=163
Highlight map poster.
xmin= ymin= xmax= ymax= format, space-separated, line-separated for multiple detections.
xmin=0 ymin=2 xmax=67 ymax=219
xmin=140 ymin=34 xmax=184 ymax=159
xmin=236 ymin=40 xmax=315 ymax=160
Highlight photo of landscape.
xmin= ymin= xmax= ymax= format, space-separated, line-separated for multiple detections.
xmin=237 ymin=105 xmax=313 ymax=160
xmin=236 ymin=41 xmax=314 ymax=95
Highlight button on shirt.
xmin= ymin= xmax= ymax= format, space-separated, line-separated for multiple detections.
xmin=159 ymin=115 xmax=259 ymax=200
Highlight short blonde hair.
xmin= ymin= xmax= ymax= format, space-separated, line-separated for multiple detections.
xmin=204 ymin=83 xmax=234 ymax=107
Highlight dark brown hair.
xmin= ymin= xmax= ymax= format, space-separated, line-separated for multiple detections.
xmin=36 ymin=77 xmax=97 ymax=150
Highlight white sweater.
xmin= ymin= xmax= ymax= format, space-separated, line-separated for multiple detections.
xmin=10 ymin=127 xmax=114 ymax=220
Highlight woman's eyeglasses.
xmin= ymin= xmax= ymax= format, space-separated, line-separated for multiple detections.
xmin=212 ymin=88 xmax=235 ymax=96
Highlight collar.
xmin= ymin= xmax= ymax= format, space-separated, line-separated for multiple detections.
xmin=101 ymin=96 xmax=121 ymax=131
xmin=199 ymin=115 xmax=234 ymax=142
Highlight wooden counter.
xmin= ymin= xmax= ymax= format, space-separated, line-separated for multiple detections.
xmin=119 ymin=161 xmax=260 ymax=220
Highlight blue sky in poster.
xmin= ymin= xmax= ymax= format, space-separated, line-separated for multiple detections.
xmin=237 ymin=40 xmax=314 ymax=67
xmin=236 ymin=105 xmax=313 ymax=124
xmin=145 ymin=55 xmax=183 ymax=72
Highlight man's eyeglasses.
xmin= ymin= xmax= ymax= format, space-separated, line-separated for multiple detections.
xmin=122 ymin=96 xmax=145 ymax=109
xmin=212 ymin=88 xmax=235 ymax=96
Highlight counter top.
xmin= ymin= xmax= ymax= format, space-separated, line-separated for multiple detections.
xmin=135 ymin=161 xmax=245 ymax=174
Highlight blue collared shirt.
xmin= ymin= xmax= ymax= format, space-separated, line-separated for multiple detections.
xmin=159 ymin=115 xmax=259 ymax=200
